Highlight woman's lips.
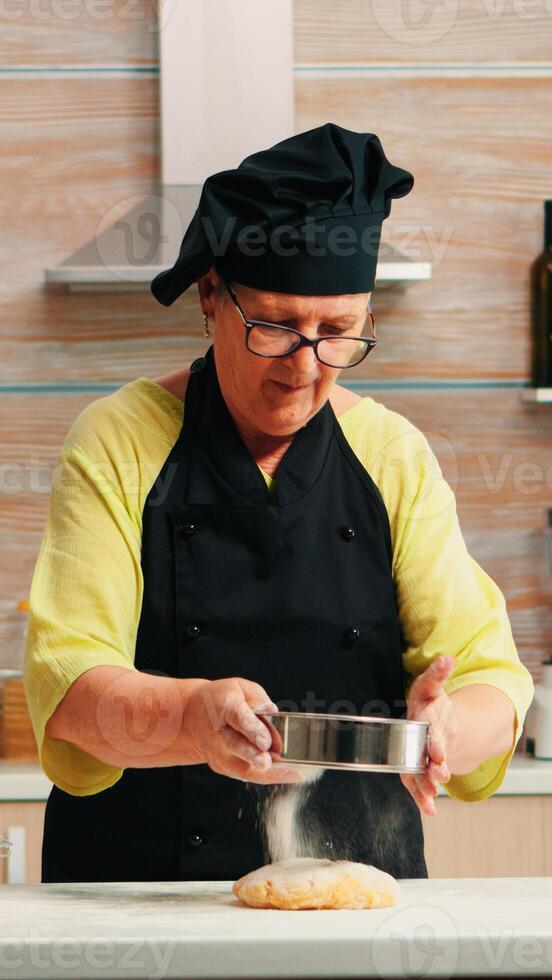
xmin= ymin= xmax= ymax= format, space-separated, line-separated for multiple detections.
xmin=272 ymin=380 xmax=310 ymax=392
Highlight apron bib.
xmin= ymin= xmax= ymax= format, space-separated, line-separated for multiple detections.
xmin=42 ymin=345 xmax=427 ymax=882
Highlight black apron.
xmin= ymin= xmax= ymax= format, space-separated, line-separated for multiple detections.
xmin=42 ymin=345 xmax=427 ymax=882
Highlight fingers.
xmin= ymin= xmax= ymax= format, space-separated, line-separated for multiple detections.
xmin=402 ymin=760 xmax=450 ymax=817
xmin=408 ymin=655 xmax=456 ymax=706
xmin=218 ymin=726 xmax=301 ymax=784
xmin=237 ymin=760 xmax=304 ymax=785
xmin=222 ymin=725 xmax=271 ymax=768
xmin=405 ymin=774 xmax=436 ymax=817
xmin=252 ymin=713 xmax=284 ymax=754
xmin=222 ymin=695 xmax=276 ymax=752
xmin=195 ymin=679 xmax=301 ymax=783
xmin=428 ymin=725 xmax=447 ymax=765
xmin=422 ymin=760 xmax=450 ymax=793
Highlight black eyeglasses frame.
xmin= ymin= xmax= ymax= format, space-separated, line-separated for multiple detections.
xmin=221 ymin=279 xmax=377 ymax=369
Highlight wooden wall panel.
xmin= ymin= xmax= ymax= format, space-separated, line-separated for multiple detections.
xmin=1 ymin=78 xmax=158 ymax=194
xmin=296 ymin=73 xmax=550 ymax=381
xmin=3 ymin=76 xmax=551 ymax=383
xmin=3 ymin=2 xmax=552 ymax=706
xmin=1 ymin=0 xmax=158 ymax=67
xmin=295 ymin=0 xmax=552 ymax=65
xmin=0 ymin=77 xmax=158 ymax=288
xmin=6 ymin=0 xmax=551 ymax=69
xmin=0 ymin=284 xmax=208 ymax=376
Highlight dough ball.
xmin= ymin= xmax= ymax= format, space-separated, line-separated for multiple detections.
xmin=232 ymin=857 xmax=399 ymax=910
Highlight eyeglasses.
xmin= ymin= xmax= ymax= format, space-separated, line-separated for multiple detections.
xmin=222 ymin=279 xmax=377 ymax=369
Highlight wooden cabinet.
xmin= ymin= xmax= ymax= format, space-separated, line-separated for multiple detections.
xmin=0 ymin=795 xmax=551 ymax=884
xmin=422 ymin=795 xmax=552 ymax=877
xmin=0 ymin=801 xmax=46 ymax=884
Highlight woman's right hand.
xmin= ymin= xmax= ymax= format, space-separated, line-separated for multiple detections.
xmin=182 ymin=677 xmax=302 ymax=784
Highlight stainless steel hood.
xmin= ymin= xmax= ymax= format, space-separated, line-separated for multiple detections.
xmin=44 ymin=1 xmax=431 ymax=293
xmin=44 ymin=183 xmax=432 ymax=291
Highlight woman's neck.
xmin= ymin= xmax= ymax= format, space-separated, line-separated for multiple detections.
xmin=151 ymin=367 xmax=361 ymax=478
xmin=247 ymin=437 xmax=296 ymax=479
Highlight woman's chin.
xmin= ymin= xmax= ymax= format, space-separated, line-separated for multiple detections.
xmin=261 ymin=404 xmax=315 ymax=436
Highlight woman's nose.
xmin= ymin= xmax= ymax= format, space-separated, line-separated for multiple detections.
xmin=287 ymin=341 xmax=318 ymax=373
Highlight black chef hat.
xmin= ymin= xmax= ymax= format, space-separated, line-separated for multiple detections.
xmin=150 ymin=122 xmax=414 ymax=304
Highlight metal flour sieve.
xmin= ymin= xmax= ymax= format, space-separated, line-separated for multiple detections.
xmin=254 ymin=710 xmax=430 ymax=774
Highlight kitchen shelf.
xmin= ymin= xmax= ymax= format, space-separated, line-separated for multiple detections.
xmin=520 ymin=387 xmax=552 ymax=403
xmin=44 ymin=184 xmax=432 ymax=292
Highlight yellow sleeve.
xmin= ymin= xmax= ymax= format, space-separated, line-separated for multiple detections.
xmin=388 ymin=421 xmax=535 ymax=801
xmin=23 ymin=440 xmax=144 ymax=797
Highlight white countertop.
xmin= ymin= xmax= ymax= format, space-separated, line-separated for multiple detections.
xmin=0 ymin=877 xmax=551 ymax=978
xmin=1 ymin=754 xmax=552 ymax=801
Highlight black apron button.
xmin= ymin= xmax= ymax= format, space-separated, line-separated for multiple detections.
xmin=346 ymin=627 xmax=360 ymax=641
xmin=340 ymin=526 xmax=355 ymax=541
xmin=180 ymin=523 xmax=197 ymax=537
xmin=186 ymin=833 xmax=205 ymax=847
xmin=186 ymin=624 xmax=202 ymax=639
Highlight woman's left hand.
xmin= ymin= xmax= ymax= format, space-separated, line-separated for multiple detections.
xmin=400 ymin=654 xmax=459 ymax=816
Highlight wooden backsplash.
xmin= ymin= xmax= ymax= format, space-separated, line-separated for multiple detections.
xmin=2 ymin=1 xmax=552 ymax=686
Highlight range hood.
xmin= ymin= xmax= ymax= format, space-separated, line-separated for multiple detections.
xmin=45 ymin=184 xmax=431 ymax=291
xmin=44 ymin=1 xmax=431 ymax=293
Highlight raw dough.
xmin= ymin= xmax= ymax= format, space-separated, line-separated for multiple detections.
xmin=232 ymin=856 xmax=399 ymax=910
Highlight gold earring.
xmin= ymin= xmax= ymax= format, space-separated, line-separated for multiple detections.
xmin=203 ymin=312 xmax=210 ymax=338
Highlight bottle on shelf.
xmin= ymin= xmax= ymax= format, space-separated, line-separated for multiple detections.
xmin=530 ymin=199 xmax=552 ymax=387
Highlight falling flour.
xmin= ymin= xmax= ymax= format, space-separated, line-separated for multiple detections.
xmin=262 ymin=764 xmax=325 ymax=863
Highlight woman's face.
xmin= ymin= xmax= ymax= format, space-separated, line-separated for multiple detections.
xmin=199 ymin=271 xmax=371 ymax=440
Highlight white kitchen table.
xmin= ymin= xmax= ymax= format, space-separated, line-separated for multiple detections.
xmin=0 ymin=877 xmax=551 ymax=979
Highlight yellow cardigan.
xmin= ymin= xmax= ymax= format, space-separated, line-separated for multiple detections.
xmin=23 ymin=378 xmax=535 ymax=799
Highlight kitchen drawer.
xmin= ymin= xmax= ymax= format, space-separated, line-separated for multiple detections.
xmin=422 ymin=794 xmax=552 ymax=876
xmin=1 ymin=795 xmax=550 ymax=884
xmin=0 ymin=801 xmax=45 ymax=884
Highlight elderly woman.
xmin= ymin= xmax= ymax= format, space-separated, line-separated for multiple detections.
xmin=24 ymin=123 xmax=534 ymax=883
